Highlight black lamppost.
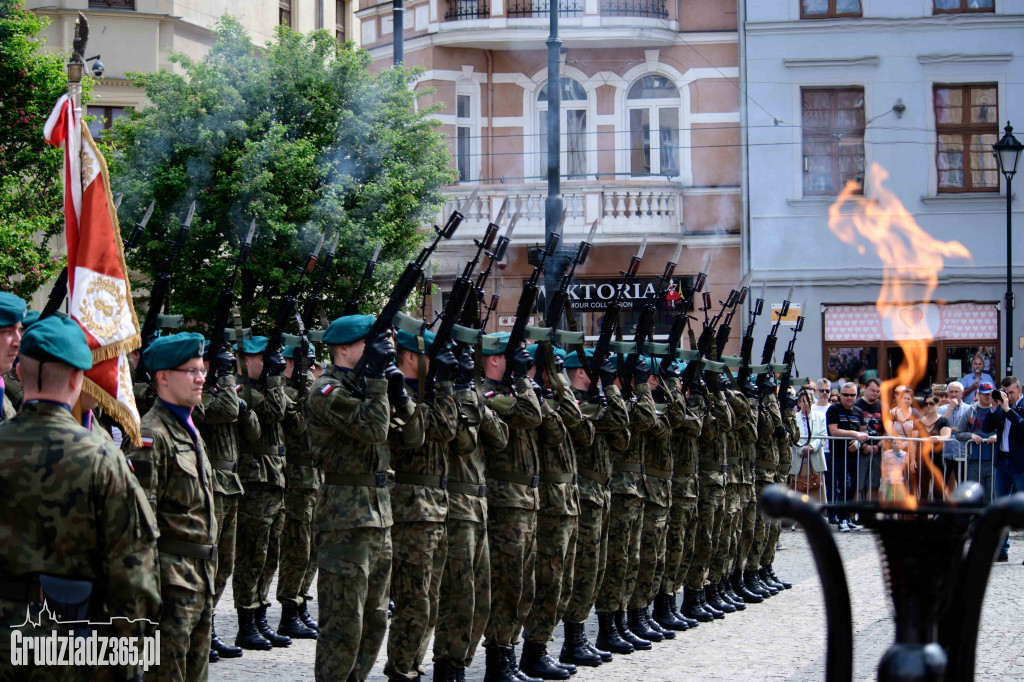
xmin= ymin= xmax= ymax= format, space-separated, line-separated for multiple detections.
xmin=993 ymin=122 xmax=1023 ymax=376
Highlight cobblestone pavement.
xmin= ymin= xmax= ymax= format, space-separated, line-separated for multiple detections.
xmin=211 ymin=528 xmax=1024 ymax=681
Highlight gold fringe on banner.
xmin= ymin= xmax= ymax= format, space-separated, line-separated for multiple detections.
xmin=83 ymin=374 xmax=142 ymax=447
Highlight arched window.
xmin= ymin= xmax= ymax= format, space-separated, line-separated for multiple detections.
xmin=537 ymin=78 xmax=588 ymax=179
xmin=455 ymin=81 xmax=479 ymax=183
xmin=626 ymin=75 xmax=680 ymax=177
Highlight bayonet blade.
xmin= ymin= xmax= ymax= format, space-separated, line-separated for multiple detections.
xmin=670 ymin=239 xmax=683 ymax=265
xmin=505 ymin=212 xmax=521 ymax=237
xmin=758 ymin=281 xmax=766 ymax=303
xmin=139 ymin=201 xmax=155 ymax=229
xmin=459 ymin=187 xmax=481 ymax=216
xmin=312 ymin=233 xmax=325 ymax=258
xmin=328 ymin=231 xmax=340 ymax=257
xmin=636 ymin=235 xmax=648 ymax=259
xmin=182 ymin=200 xmax=197 ymax=229
xmin=370 ymin=240 xmax=383 ymax=263
xmin=494 ymin=197 xmax=509 ymax=227
xmin=494 ymin=279 xmax=503 ymax=297
xmin=585 ymin=220 xmax=599 ymax=244
xmin=556 ymin=207 xmax=569 ymax=234
xmin=783 ymin=285 xmax=794 ymax=304
xmin=739 ymin=271 xmax=753 ymax=291
xmin=113 ymin=194 xmax=123 ymax=210
xmin=244 ymin=219 xmax=257 ymax=246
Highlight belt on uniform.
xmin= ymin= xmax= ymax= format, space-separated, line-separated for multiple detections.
xmin=538 ymin=472 xmax=578 ymax=484
xmin=288 ymin=455 xmax=316 ymax=468
xmin=158 ymin=538 xmax=217 ymax=561
xmin=0 ymin=575 xmax=39 ymax=602
xmin=755 ymin=459 xmax=779 ymax=468
xmin=209 ymin=460 xmax=237 ymax=473
xmin=675 ymin=464 xmax=696 ymax=476
xmin=578 ymin=468 xmax=610 ymax=487
xmin=394 ymin=472 xmax=448 ymax=490
xmin=616 ymin=462 xmax=646 ymax=474
xmin=645 ymin=467 xmax=672 ymax=480
xmin=447 ymin=480 xmax=487 ymax=496
xmin=244 ymin=444 xmax=285 ymax=456
xmin=324 ymin=471 xmax=388 ymax=487
xmin=487 ymin=468 xmax=539 ymax=487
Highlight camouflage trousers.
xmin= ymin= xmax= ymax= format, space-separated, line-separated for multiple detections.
xmin=523 ymin=514 xmax=577 ymax=643
xmin=213 ymin=492 xmax=239 ymax=608
xmin=385 ymin=521 xmax=447 ymax=681
xmin=594 ymin=494 xmax=643 ymax=614
xmin=761 ymin=469 xmax=791 ymax=568
xmin=315 ymin=526 xmax=392 ymax=682
xmin=277 ymin=486 xmax=318 ymax=607
xmin=662 ymin=494 xmax=697 ymax=595
xmin=147 ymin=586 xmax=211 ymax=682
xmin=629 ymin=501 xmax=669 ymax=609
xmin=484 ymin=506 xmax=537 ymax=648
xmin=709 ymin=483 xmax=741 ymax=584
xmin=562 ymin=495 xmax=610 ymax=623
xmin=736 ymin=484 xmax=757 ymax=574
xmin=433 ymin=518 xmax=490 ymax=668
xmin=746 ymin=478 xmax=776 ymax=570
xmin=684 ymin=483 xmax=725 ymax=590
xmin=233 ymin=483 xmax=284 ymax=610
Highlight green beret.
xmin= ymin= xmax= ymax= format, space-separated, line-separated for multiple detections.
xmin=20 ymin=315 xmax=93 ymax=370
xmin=0 ymin=292 xmax=26 ymax=328
xmin=323 ymin=314 xmax=375 ymax=346
xmin=563 ymin=348 xmax=593 ymax=369
xmin=525 ymin=343 xmax=539 ymax=359
xmin=22 ymin=310 xmax=42 ymax=329
xmin=553 ymin=347 xmax=567 ymax=359
xmin=481 ymin=332 xmax=510 ymax=356
xmin=396 ymin=328 xmax=436 ymax=355
xmin=235 ymin=335 xmax=269 ymax=355
xmin=143 ymin=332 xmax=205 ymax=372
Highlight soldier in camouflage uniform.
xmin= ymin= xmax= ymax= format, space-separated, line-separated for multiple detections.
xmin=432 ymin=348 xmax=508 ymax=681
xmin=519 ymin=345 xmax=588 ymax=680
xmin=0 ymin=292 xmax=25 ymax=424
xmin=477 ymin=332 xmax=544 ymax=682
xmin=560 ymin=350 xmax=629 ymax=667
xmin=656 ymin=372 xmax=703 ymax=629
xmin=125 ymin=332 xmax=218 ymax=682
xmin=195 ymin=343 xmax=256 ymax=660
xmin=276 ymin=345 xmax=322 ymax=641
xmin=594 ymin=356 xmax=656 ymax=654
xmin=232 ymin=335 xmax=294 ymax=650
xmin=731 ymin=376 xmax=767 ymax=604
xmin=743 ymin=378 xmax=783 ymax=599
xmin=384 ymin=330 xmax=459 ymax=682
xmin=681 ymin=370 xmax=732 ymax=622
xmin=0 ymin=315 xmax=161 ymax=682
xmin=626 ymin=358 xmax=686 ymax=640
xmin=306 ymin=316 xmax=407 ymax=682
xmin=759 ymin=385 xmax=798 ymax=591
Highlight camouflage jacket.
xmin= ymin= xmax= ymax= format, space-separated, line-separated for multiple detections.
xmin=126 ymin=400 xmax=217 ymax=595
xmin=448 ymin=388 xmax=509 ymax=523
xmin=699 ymin=389 xmax=733 ymax=488
xmin=725 ymin=388 xmax=758 ymax=485
xmin=574 ymin=385 xmax=629 ymax=507
xmin=306 ymin=366 xmax=399 ymax=531
xmin=284 ymin=384 xmax=322 ymax=491
xmin=389 ymin=381 xmax=459 ymax=524
xmin=2 ymin=368 xmax=22 ymax=412
xmin=238 ymin=376 xmax=290 ymax=488
xmin=537 ymin=377 xmax=589 ymax=517
xmin=778 ymin=404 xmax=799 ymax=474
xmin=0 ymin=402 xmax=161 ymax=645
xmin=642 ymin=382 xmax=686 ymax=507
xmin=610 ymin=383 xmax=656 ymax=497
xmin=671 ymin=390 xmax=705 ymax=499
xmin=194 ymin=374 xmax=251 ymax=496
xmin=755 ymin=395 xmax=782 ymax=482
xmin=0 ymin=392 xmax=14 ymax=424
xmin=481 ymin=376 xmax=543 ymax=511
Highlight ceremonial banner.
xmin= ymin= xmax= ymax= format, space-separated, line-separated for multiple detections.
xmin=44 ymin=95 xmax=142 ymax=445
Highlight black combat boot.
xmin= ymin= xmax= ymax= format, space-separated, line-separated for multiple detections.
xmin=586 ymin=633 xmax=613 ymax=663
xmin=507 ymin=645 xmax=542 ymax=682
xmin=697 ymin=587 xmax=725 ymax=619
xmin=559 ymin=621 xmax=602 ymax=667
xmin=651 ymin=593 xmax=687 ymax=631
xmin=520 ymin=640 xmax=570 ymax=680
xmin=732 ymin=570 xmax=763 ymax=604
xmin=299 ymin=597 xmax=319 ymax=631
xmin=680 ymin=587 xmax=714 ymax=623
xmin=759 ymin=566 xmax=785 ymax=591
xmin=211 ymin=615 xmax=243 ymax=659
xmin=767 ymin=565 xmax=792 ymax=589
xmin=434 ymin=658 xmax=452 ymax=682
xmin=614 ymin=610 xmax=652 ymax=651
xmin=627 ymin=608 xmax=663 ymax=642
xmin=641 ymin=606 xmax=675 ymax=639
xmin=209 ymin=648 xmax=219 ymax=663
xmin=719 ymin=580 xmax=746 ymax=610
xmin=484 ymin=645 xmax=517 ymax=682
xmin=668 ymin=592 xmax=699 ymax=628
xmin=235 ymin=609 xmax=273 ymax=651
xmin=749 ymin=569 xmax=778 ymax=596
xmin=255 ymin=604 xmax=291 ymax=647
xmin=704 ymin=584 xmax=735 ymax=614
xmin=594 ymin=611 xmax=633 ymax=655
xmin=278 ymin=603 xmax=318 ymax=639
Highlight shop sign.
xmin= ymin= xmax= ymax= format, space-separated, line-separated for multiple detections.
xmin=530 ymin=277 xmax=694 ymax=312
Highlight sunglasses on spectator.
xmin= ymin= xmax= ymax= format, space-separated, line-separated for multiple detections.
xmin=818 ymin=389 xmax=829 ymax=393
xmin=840 ymin=392 xmax=857 ymax=397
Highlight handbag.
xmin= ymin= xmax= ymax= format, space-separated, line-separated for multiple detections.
xmin=791 ymin=455 xmax=821 ymax=494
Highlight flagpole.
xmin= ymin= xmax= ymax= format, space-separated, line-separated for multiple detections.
xmin=67 ymin=12 xmax=87 ymax=425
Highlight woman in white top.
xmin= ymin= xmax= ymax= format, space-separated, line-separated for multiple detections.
xmin=792 ymin=388 xmax=829 ymax=502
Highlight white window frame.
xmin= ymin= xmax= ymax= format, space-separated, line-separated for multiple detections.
xmin=624 ymin=77 xmax=682 ymax=178
xmin=455 ymin=80 xmax=481 ymax=185
xmin=534 ymin=77 xmax=592 ymax=181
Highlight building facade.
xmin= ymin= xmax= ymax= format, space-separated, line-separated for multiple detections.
xmin=743 ymin=0 xmax=1024 ymax=387
xmin=358 ymin=0 xmax=743 ymax=344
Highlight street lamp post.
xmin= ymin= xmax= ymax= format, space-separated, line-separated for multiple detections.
xmin=993 ymin=122 xmax=1023 ymax=377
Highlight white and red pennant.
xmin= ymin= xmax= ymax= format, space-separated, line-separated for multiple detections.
xmin=44 ymin=94 xmax=142 ymax=445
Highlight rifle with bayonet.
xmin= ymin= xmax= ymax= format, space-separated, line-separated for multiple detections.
xmin=344 ymin=240 xmax=383 ymax=316
xmin=622 ymin=239 xmax=683 ymax=396
xmin=663 ymin=253 xmax=711 ymax=371
xmin=286 ymin=232 xmax=340 ymax=393
xmin=679 ymin=287 xmax=718 ymax=390
xmin=139 ymin=200 xmax=196 ymax=346
xmin=777 ymin=308 xmax=804 ymax=413
xmin=714 ymin=271 xmax=753 ymax=361
xmin=737 ymin=281 xmax=766 ymax=386
xmin=761 ymin=285 xmax=794 ymax=367
xmin=460 ymin=210 xmax=516 ymax=335
xmin=204 ymin=219 xmax=258 ymax=390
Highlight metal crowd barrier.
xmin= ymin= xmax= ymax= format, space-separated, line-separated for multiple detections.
xmin=789 ymin=435 xmax=1002 ymax=506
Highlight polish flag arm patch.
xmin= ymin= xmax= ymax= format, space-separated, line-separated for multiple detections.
xmin=140 ymin=436 xmax=154 ymax=447
xmin=320 ymin=384 xmax=335 ymax=396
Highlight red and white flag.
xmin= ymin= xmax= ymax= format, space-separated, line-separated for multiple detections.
xmin=44 ymin=95 xmax=142 ymax=445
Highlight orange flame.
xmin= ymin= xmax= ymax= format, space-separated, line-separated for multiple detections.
xmin=828 ymin=164 xmax=971 ymax=506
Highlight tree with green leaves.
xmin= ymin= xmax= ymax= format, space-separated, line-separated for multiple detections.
xmin=105 ymin=17 xmax=456 ymax=332
xmin=0 ymin=0 xmax=83 ymax=299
